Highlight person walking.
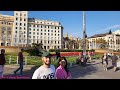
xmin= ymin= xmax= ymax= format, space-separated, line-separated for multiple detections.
xmin=111 ymin=53 xmax=118 ymax=72
xmin=102 ymin=53 xmax=108 ymax=71
xmin=56 ymin=50 xmax=61 ymax=60
xmin=32 ymin=51 xmax=56 ymax=79
xmin=14 ymin=49 xmax=24 ymax=76
xmin=0 ymin=49 xmax=6 ymax=77
xmin=56 ymin=57 xmax=72 ymax=79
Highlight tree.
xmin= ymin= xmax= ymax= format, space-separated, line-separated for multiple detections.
xmin=25 ymin=43 xmax=43 ymax=56
xmin=96 ymin=38 xmax=107 ymax=49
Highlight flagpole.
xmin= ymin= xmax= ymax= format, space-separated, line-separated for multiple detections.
xmin=83 ymin=11 xmax=86 ymax=66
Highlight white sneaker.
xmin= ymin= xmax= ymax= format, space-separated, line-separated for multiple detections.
xmin=106 ymin=68 xmax=108 ymax=71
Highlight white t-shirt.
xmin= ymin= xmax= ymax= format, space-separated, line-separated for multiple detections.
xmin=32 ymin=65 xmax=56 ymax=79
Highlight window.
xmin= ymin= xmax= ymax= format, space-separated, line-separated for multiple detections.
xmin=16 ymin=27 xmax=17 ymax=29
xmin=37 ymin=33 xmax=39 ymax=35
xmin=51 ymin=30 xmax=53 ymax=32
xmin=58 ymin=41 xmax=59 ymax=44
xmin=15 ymin=31 xmax=17 ymax=33
xmin=20 ymin=27 xmax=22 ymax=30
xmin=44 ymin=40 xmax=46 ymax=44
xmin=58 ymin=30 xmax=59 ymax=33
xmin=33 ymin=32 xmax=35 ymax=34
xmin=41 ymin=33 xmax=42 ymax=35
xmin=33 ymin=25 xmax=35 ymax=27
xmin=48 ymin=30 xmax=49 ymax=32
xmin=41 ymin=29 xmax=42 ymax=31
xmin=8 ymin=23 xmax=11 ymax=25
xmin=7 ymin=27 xmax=11 ymax=30
xmin=16 ymin=18 xmax=18 ymax=20
xmin=20 ymin=18 xmax=22 ymax=21
xmin=58 ymin=34 xmax=59 ymax=36
xmin=55 ymin=27 xmax=56 ymax=29
xmin=20 ymin=23 xmax=22 ymax=26
xmin=1 ymin=22 xmax=3 ymax=24
xmin=58 ymin=27 xmax=59 ymax=29
xmin=37 ymin=29 xmax=39 ymax=31
xmin=55 ymin=30 xmax=56 ymax=32
xmin=24 ymin=28 xmax=26 ymax=30
xmin=24 ymin=23 xmax=26 ymax=26
xmin=48 ymin=33 xmax=49 ymax=35
xmin=16 ymin=13 xmax=18 ymax=15
xmin=51 ymin=33 xmax=53 ymax=36
xmin=51 ymin=41 xmax=53 ymax=43
xmin=1 ymin=27 xmax=6 ymax=30
xmin=48 ymin=26 xmax=49 ymax=28
xmin=33 ymin=36 xmax=35 ymax=38
xmin=55 ymin=34 xmax=56 ymax=36
xmin=29 ymin=28 xmax=31 ymax=30
xmin=47 ymin=46 xmax=49 ymax=49
xmin=24 ymin=35 xmax=25 ymax=37
xmin=7 ymin=31 xmax=11 ymax=34
xmin=37 ymin=25 xmax=39 ymax=27
xmin=55 ymin=41 xmax=56 ymax=44
xmin=16 ymin=23 xmax=17 ymax=25
xmin=44 ymin=33 xmax=46 ymax=35
xmin=33 ymin=29 xmax=35 ymax=31
xmin=29 ymin=40 xmax=31 ymax=43
xmin=29 ymin=36 xmax=31 ymax=38
xmin=20 ymin=13 xmax=22 ymax=16
xmin=24 ymin=31 xmax=26 ymax=34
xmin=24 ymin=14 xmax=26 ymax=16
xmin=44 ymin=30 xmax=46 ymax=32
xmin=24 ymin=19 xmax=26 ymax=21
xmin=29 ymin=32 xmax=31 ymax=34
xmin=2 ymin=31 xmax=4 ymax=34
xmin=48 ymin=41 xmax=49 ymax=44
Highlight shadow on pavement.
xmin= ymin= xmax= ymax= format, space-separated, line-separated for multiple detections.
xmin=3 ymin=66 xmax=39 ymax=79
xmin=70 ymin=64 xmax=99 ymax=79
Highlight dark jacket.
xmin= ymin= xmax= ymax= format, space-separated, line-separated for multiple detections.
xmin=0 ymin=54 xmax=6 ymax=65
xmin=18 ymin=52 xmax=23 ymax=64
xmin=111 ymin=55 xmax=118 ymax=63
xmin=102 ymin=55 xmax=108 ymax=65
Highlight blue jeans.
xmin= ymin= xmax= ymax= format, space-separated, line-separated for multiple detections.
xmin=14 ymin=63 xmax=23 ymax=76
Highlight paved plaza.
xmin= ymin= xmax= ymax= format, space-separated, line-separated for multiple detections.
xmin=2 ymin=59 xmax=120 ymax=79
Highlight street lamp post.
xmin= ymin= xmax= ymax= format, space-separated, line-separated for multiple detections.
xmin=83 ymin=11 xmax=87 ymax=66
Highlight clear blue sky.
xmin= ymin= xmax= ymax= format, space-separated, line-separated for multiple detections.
xmin=1 ymin=11 xmax=120 ymax=38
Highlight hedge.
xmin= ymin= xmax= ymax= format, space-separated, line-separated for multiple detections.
xmin=49 ymin=49 xmax=95 ymax=52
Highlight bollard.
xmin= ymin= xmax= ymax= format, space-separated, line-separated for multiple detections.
xmin=70 ymin=63 xmax=72 ymax=68
xmin=25 ymin=56 xmax=27 ymax=66
xmin=9 ymin=56 xmax=11 ymax=64
xmin=17 ymin=56 xmax=18 ymax=65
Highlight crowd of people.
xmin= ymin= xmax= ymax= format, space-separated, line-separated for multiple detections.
xmin=102 ymin=52 xmax=119 ymax=72
xmin=0 ymin=49 xmax=72 ymax=79
xmin=0 ymin=48 xmax=120 ymax=79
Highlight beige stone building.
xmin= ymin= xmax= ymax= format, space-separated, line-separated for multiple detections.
xmin=0 ymin=11 xmax=64 ymax=51
xmin=28 ymin=18 xmax=64 ymax=50
xmin=87 ymin=30 xmax=120 ymax=50
xmin=0 ymin=14 xmax=14 ymax=46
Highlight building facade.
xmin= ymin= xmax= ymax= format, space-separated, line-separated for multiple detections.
xmin=28 ymin=18 xmax=63 ymax=50
xmin=13 ymin=11 xmax=28 ymax=46
xmin=0 ymin=11 xmax=64 ymax=50
xmin=0 ymin=14 xmax=14 ymax=46
xmin=87 ymin=31 xmax=120 ymax=50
